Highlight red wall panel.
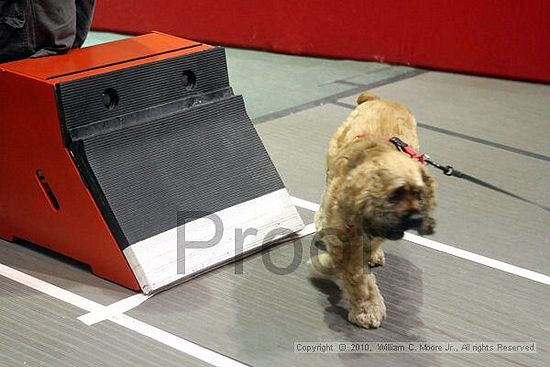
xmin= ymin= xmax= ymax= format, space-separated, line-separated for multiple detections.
xmin=92 ymin=1 xmax=550 ymax=82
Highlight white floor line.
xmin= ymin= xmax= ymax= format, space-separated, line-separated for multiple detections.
xmin=111 ymin=315 xmax=247 ymax=367
xmin=0 ymin=263 xmax=248 ymax=367
xmin=0 ymin=264 xmax=101 ymax=311
xmin=78 ymin=293 xmax=151 ymax=326
xmin=290 ymin=196 xmax=320 ymax=212
xmin=290 ymin=195 xmax=550 ymax=286
xmin=403 ymin=232 xmax=550 ymax=286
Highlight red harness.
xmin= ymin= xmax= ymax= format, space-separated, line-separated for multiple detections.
xmin=354 ymin=134 xmax=426 ymax=164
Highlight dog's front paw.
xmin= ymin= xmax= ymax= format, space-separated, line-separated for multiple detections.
xmin=418 ymin=217 xmax=436 ymax=236
xmin=348 ymin=300 xmax=387 ymax=328
xmin=367 ymin=248 xmax=385 ymax=268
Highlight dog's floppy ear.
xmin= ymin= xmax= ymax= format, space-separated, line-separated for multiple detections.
xmin=330 ymin=138 xmax=390 ymax=178
xmin=418 ymin=166 xmax=437 ymax=235
xmin=356 ymin=91 xmax=380 ymax=105
xmin=331 ymin=151 xmax=367 ymax=178
xmin=330 ymin=138 xmax=375 ymax=177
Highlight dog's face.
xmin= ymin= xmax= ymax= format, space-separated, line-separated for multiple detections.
xmin=362 ymin=175 xmax=429 ymax=240
xmin=335 ymin=140 xmax=436 ymax=240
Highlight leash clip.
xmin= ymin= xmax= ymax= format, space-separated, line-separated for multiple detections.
xmin=423 ymin=153 xmax=454 ymax=176
xmin=389 ymin=137 xmax=425 ymax=164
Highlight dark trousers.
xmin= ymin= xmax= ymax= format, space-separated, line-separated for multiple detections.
xmin=0 ymin=0 xmax=95 ymax=63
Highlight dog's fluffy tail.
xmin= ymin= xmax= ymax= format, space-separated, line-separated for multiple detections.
xmin=356 ymin=91 xmax=380 ymax=105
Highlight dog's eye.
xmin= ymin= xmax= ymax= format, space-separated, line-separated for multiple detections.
xmin=389 ymin=187 xmax=406 ymax=203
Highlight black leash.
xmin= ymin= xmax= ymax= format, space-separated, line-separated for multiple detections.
xmin=389 ymin=137 xmax=550 ymax=213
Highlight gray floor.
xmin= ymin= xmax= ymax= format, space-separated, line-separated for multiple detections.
xmin=1 ymin=32 xmax=549 ymax=366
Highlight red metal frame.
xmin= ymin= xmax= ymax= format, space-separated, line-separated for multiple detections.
xmin=0 ymin=33 xmax=212 ymax=290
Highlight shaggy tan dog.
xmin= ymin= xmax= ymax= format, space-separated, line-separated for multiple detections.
xmin=311 ymin=91 xmax=436 ymax=328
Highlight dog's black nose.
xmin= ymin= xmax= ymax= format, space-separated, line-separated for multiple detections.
xmin=403 ymin=213 xmax=424 ymax=229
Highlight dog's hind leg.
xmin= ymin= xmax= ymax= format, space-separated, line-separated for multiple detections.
xmin=308 ymin=252 xmax=338 ymax=279
xmin=308 ymin=220 xmax=341 ymax=279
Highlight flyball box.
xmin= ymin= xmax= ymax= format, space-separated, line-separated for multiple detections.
xmin=0 ymin=32 xmax=304 ymax=293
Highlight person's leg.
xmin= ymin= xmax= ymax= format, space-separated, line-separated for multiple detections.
xmin=0 ymin=0 xmax=95 ymax=63
xmin=73 ymin=0 xmax=96 ymax=48
xmin=30 ymin=0 xmax=77 ymax=57
xmin=0 ymin=0 xmax=33 ymax=63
